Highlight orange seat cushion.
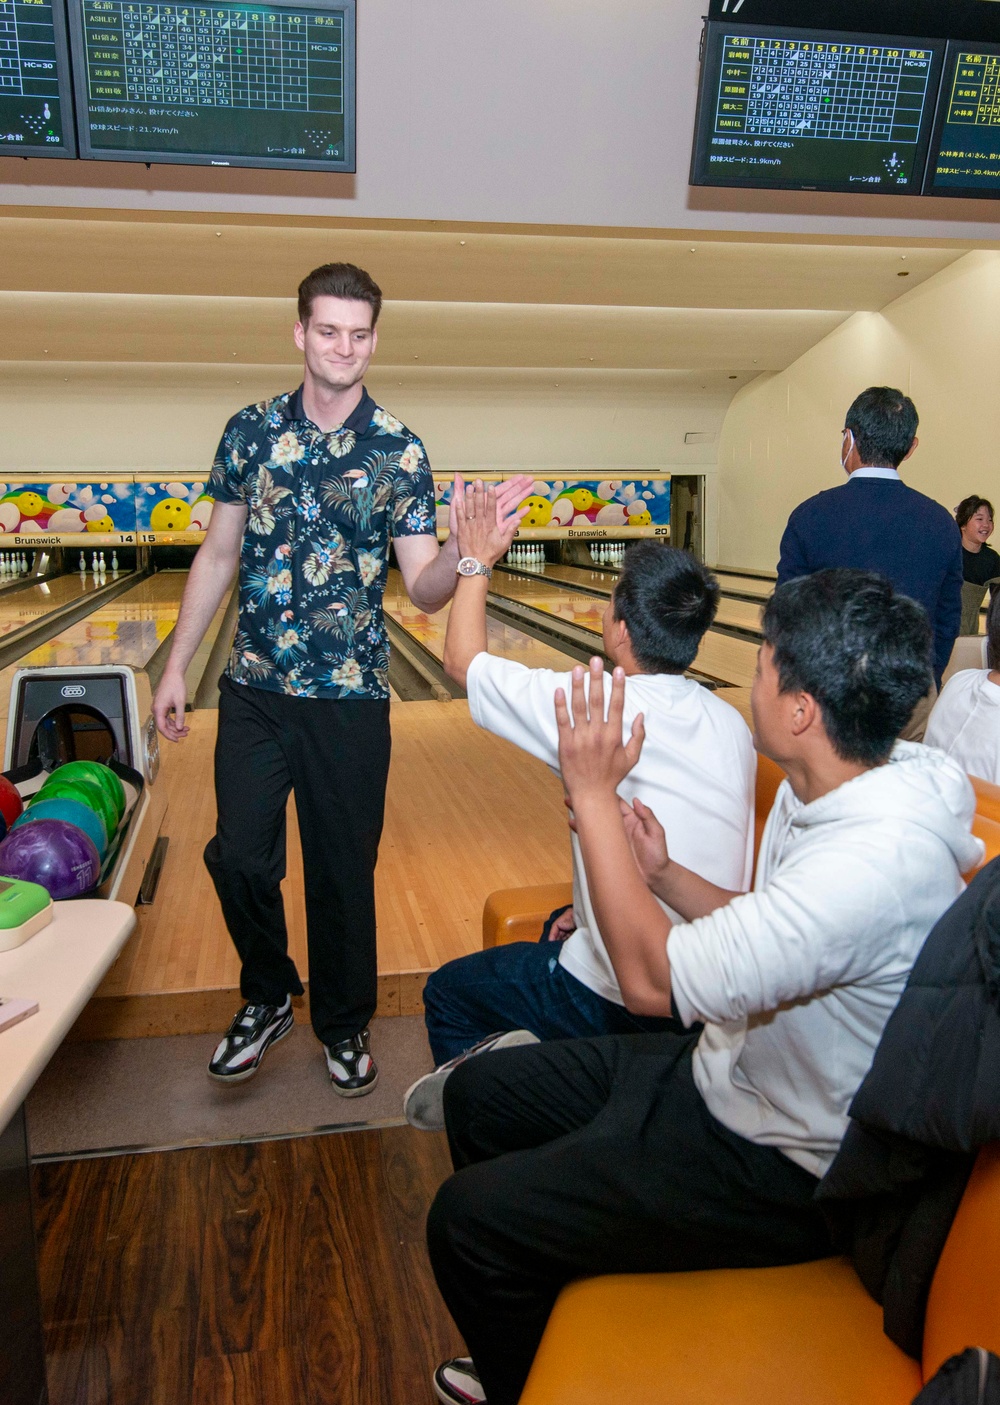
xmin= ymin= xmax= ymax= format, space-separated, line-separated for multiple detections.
xmin=519 ymin=1257 xmax=922 ymax=1405
xmin=923 ymin=1144 xmax=1000 ymax=1378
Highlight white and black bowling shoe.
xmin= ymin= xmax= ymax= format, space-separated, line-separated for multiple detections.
xmin=207 ymin=998 xmax=294 ymax=1082
xmin=325 ymin=1027 xmax=379 ymax=1096
xmin=433 ymin=1357 xmax=487 ymax=1404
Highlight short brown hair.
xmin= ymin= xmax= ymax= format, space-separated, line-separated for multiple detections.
xmin=297 ymin=263 xmax=382 ymax=327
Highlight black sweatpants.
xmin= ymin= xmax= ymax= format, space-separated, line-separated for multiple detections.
xmin=426 ymin=1033 xmax=833 ymax=1405
xmin=204 ymin=676 xmax=391 ymax=1046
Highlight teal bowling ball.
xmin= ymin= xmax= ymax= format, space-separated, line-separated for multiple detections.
xmin=13 ymin=796 xmax=108 ymax=858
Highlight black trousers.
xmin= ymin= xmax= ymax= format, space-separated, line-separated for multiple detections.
xmin=426 ymin=1033 xmax=833 ymax=1405
xmin=204 ymin=676 xmax=391 ymax=1046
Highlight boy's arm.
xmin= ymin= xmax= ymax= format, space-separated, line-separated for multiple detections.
xmin=555 ymin=658 xmax=675 ymax=1016
xmin=618 ymin=796 xmax=742 ymax=919
xmin=443 ymin=477 xmax=526 ymax=688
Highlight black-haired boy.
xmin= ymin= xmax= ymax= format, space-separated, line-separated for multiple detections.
xmin=427 ymin=568 xmax=982 ymax=1405
xmin=405 ymin=480 xmax=755 ymax=1131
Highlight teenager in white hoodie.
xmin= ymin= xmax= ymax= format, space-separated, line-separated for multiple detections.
xmin=426 ymin=568 xmax=983 ymax=1405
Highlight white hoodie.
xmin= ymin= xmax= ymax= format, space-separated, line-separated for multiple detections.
xmin=668 ymin=743 xmax=984 ymax=1177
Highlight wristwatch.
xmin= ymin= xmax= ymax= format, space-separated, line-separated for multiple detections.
xmin=456 ymin=556 xmax=493 ymax=579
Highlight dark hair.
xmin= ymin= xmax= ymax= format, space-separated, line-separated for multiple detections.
xmin=988 ymin=590 xmax=1000 ymax=671
xmin=761 ymin=569 xmax=932 ymax=765
xmin=297 ymin=263 xmax=382 ymax=327
xmin=844 ymin=386 xmax=919 ymax=469
xmin=956 ymin=495 xmax=995 ymax=531
xmin=612 ymin=543 xmax=719 ymax=674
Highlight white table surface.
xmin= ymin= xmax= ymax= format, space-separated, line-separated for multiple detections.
xmin=0 ymin=899 xmax=136 ymax=1133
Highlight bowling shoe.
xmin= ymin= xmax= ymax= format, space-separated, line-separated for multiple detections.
xmin=403 ymin=1028 xmax=540 ymax=1131
xmin=325 ymin=1027 xmax=379 ymax=1096
xmin=207 ymin=998 xmax=294 ymax=1082
xmin=433 ymin=1357 xmax=486 ymax=1404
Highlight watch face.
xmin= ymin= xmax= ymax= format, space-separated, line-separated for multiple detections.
xmin=457 ymin=557 xmax=481 ymax=576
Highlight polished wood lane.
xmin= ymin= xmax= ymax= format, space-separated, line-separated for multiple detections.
xmin=87 ymin=699 xmax=569 ymax=1031
xmin=0 ymin=571 xmax=107 ymax=638
xmin=383 ymin=572 xmax=575 ymax=672
xmin=33 ymin=1126 xmax=462 ymax=1405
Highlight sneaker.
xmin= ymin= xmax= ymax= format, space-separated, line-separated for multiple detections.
xmin=207 ymin=998 xmax=293 ymax=1083
xmin=433 ymin=1357 xmax=486 ymax=1405
xmin=404 ymin=1029 xmax=540 ymax=1132
xmin=325 ymin=1028 xmax=379 ymax=1097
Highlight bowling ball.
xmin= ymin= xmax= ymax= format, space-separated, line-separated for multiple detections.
xmin=0 ymin=820 xmax=100 ymax=899
xmin=13 ymin=797 xmax=107 ymax=858
xmin=50 ymin=761 xmax=126 ymax=823
xmin=0 ymin=775 xmax=23 ymax=830
xmin=35 ymin=775 xmax=117 ymax=843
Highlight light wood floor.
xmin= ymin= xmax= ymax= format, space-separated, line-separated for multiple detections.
xmin=83 ymin=700 xmax=569 ymax=1034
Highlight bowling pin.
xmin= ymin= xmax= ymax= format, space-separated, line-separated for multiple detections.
xmin=91 ymin=552 xmax=98 ymax=573
xmin=99 ymin=552 xmax=106 ymax=573
xmin=79 ymin=552 xmax=86 ymax=573
xmin=21 ymin=553 xmax=27 ymax=573
xmin=112 ymin=551 xmax=119 ymax=573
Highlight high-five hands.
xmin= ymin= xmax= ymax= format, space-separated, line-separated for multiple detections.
xmin=449 ymin=472 xmax=531 ymax=563
xmin=554 ymin=658 xmax=645 ymax=806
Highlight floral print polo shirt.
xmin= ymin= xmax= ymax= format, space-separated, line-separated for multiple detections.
xmin=207 ymin=386 xmax=436 ymax=700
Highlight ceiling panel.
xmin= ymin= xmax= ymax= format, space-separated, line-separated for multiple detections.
xmin=0 ymin=214 xmax=964 ymax=311
xmin=0 ymin=292 xmax=849 ymax=371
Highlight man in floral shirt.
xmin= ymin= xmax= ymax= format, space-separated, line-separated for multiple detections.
xmin=153 ymin=262 xmax=528 ymax=1095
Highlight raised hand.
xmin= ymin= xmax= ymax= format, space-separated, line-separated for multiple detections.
xmin=448 ymin=472 xmax=532 ymax=550
xmin=454 ymin=475 xmax=525 ymax=566
xmin=554 ymin=658 xmax=644 ymax=805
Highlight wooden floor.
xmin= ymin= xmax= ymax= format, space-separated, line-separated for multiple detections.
xmin=33 ymin=1125 xmax=463 ymax=1405
xmin=81 ymin=698 xmax=570 ymax=1036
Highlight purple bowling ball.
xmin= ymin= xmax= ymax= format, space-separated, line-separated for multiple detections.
xmin=0 ymin=819 xmax=100 ymax=900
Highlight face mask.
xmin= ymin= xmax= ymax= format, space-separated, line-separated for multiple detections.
xmin=841 ymin=428 xmax=854 ymax=473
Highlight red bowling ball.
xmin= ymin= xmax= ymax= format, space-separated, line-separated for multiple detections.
xmin=0 ymin=774 xmax=24 ymax=831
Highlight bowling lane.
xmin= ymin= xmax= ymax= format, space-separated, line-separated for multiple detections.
xmin=0 ymin=571 xmax=190 ymax=731
xmin=507 ymin=564 xmax=765 ymax=637
xmin=0 ymin=571 xmax=110 ymax=640
xmin=490 ymin=571 xmax=760 ymax=687
xmin=715 ymin=572 xmax=773 ymax=601
xmin=383 ymin=569 xmax=579 ymax=672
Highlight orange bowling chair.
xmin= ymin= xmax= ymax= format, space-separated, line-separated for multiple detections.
xmin=519 ymin=1144 xmax=1000 ymax=1405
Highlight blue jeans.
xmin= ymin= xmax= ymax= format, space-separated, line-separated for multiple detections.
xmin=423 ymin=936 xmax=686 ymax=1064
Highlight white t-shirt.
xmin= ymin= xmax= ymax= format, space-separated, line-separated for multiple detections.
xmin=668 ymin=744 xmax=983 ymax=1177
xmin=466 ymin=652 xmax=756 ymax=1005
xmin=924 ymin=668 xmax=1000 ymax=785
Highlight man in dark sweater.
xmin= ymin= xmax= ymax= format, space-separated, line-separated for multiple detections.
xmin=777 ymin=386 xmax=962 ymax=694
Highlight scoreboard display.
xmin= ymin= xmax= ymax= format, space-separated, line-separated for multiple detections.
xmin=67 ymin=0 xmax=354 ymax=168
xmin=0 ymin=0 xmax=76 ymax=156
xmin=925 ymin=41 xmax=1000 ymax=197
xmin=691 ymin=24 xmax=943 ymax=193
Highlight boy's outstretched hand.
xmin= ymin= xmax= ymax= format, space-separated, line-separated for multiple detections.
xmin=554 ymin=658 xmax=644 ymax=806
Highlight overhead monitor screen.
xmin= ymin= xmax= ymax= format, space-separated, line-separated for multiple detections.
xmin=925 ymin=41 xmax=1000 ymax=197
xmin=0 ymin=0 xmax=77 ymax=156
xmin=690 ymin=23 xmax=944 ymax=193
xmin=68 ymin=0 xmax=355 ymax=169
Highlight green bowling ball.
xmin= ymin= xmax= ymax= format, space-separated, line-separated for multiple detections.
xmin=49 ymin=761 xmax=126 ymax=823
xmin=35 ymin=774 xmax=118 ymax=843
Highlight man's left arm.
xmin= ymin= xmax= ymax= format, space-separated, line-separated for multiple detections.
xmin=394 ymin=472 xmax=532 ymax=614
